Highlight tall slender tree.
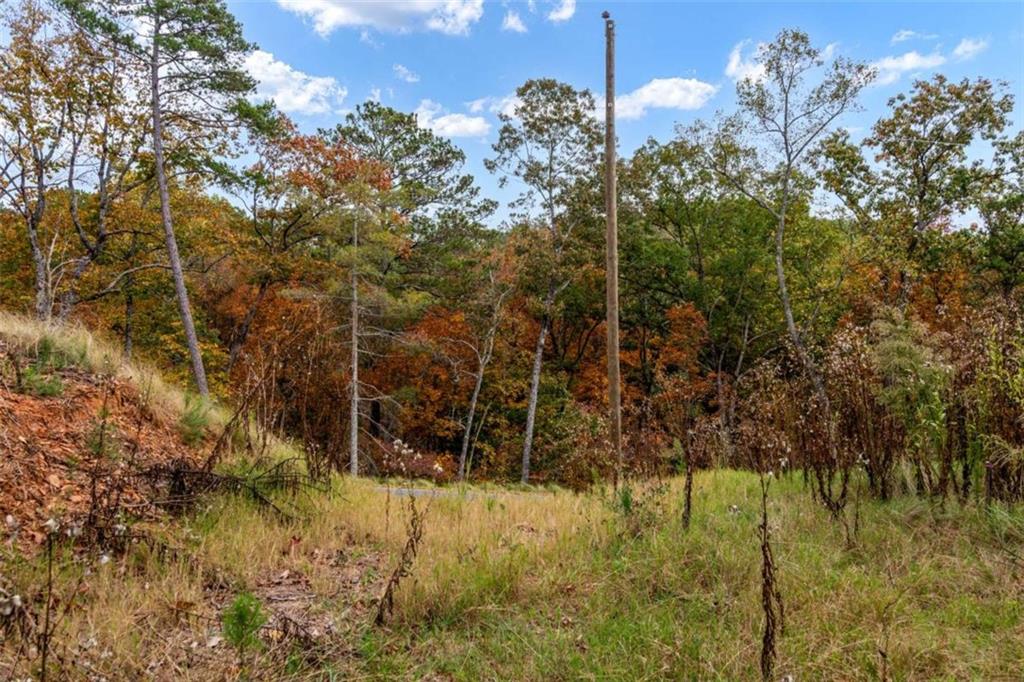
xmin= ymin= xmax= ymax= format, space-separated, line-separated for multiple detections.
xmin=61 ymin=0 xmax=259 ymax=396
xmin=486 ymin=79 xmax=602 ymax=483
xmin=690 ymin=31 xmax=872 ymax=432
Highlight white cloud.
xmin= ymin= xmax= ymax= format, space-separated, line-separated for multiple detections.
xmin=547 ymin=0 xmax=575 ymax=23
xmin=725 ymin=40 xmax=766 ymax=83
xmin=368 ymin=87 xmax=382 ymax=102
xmin=467 ymin=94 xmax=521 ymax=118
xmin=244 ymin=49 xmax=347 ymax=115
xmin=502 ymin=10 xmax=527 ymax=33
xmin=415 ymin=99 xmax=491 ymax=137
xmin=426 ymin=0 xmax=484 ymax=35
xmin=276 ymin=0 xmax=484 ymax=36
xmin=617 ymin=78 xmax=718 ymax=120
xmin=393 ymin=63 xmax=420 ymax=83
xmin=871 ymin=50 xmax=946 ymax=85
xmin=952 ymin=37 xmax=989 ymax=61
xmin=891 ymin=29 xmax=937 ymax=44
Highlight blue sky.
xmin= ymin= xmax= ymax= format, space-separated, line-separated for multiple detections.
xmin=229 ymin=1 xmax=1024 ymax=223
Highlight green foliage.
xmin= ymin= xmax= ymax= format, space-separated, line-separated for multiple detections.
xmin=221 ymin=592 xmax=266 ymax=657
xmin=20 ymin=363 xmax=63 ymax=397
xmin=180 ymin=394 xmax=211 ymax=446
xmin=17 ymin=336 xmax=68 ymax=397
xmin=870 ymin=308 xmax=951 ymax=458
xmin=85 ymin=406 xmax=119 ymax=460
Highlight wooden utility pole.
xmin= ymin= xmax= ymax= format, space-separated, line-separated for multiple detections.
xmin=603 ymin=11 xmax=623 ymax=486
xmin=349 ymin=210 xmax=360 ymax=476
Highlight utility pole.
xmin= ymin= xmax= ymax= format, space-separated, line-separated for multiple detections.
xmin=349 ymin=210 xmax=360 ymax=476
xmin=603 ymin=11 xmax=623 ymax=487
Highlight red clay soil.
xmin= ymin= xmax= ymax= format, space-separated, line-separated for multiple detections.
xmin=0 ymin=346 xmax=202 ymax=550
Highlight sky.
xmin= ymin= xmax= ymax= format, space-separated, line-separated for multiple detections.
xmin=228 ymin=1 xmax=1024 ymax=224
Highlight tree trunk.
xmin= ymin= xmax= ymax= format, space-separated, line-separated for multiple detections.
xmin=56 ymin=255 xmax=93 ymax=322
xmin=459 ymin=285 xmax=506 ymax=481
xmin=123 ymin=284 xmax=134 ymax=358
xmin=149 ymin=27 xmax=209 ymax=397
xmin=349 ymin=213 xmax=360 ymax=476
xmin=774 ymin=210 xmax=829 ymax=406
xmin=227 ymin=280 xmax=270 ymax=371
xmin=370 ymin=399 xmax=381 ymax=439
xmin=25 ymin=193 xmax=52 ymax=321
xmin=775 ymin=207 xmax=843 ymax=515
xmin=521 ymin=292 xmax=552 ymax=484
xmin=29 ymin=228 xmax=52 ymax=321
xmin=459 ymin=362 xmax=486 ymax=481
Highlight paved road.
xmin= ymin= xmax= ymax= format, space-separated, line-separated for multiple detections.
xmin=374 ymin=485 xmax=551 ymax=500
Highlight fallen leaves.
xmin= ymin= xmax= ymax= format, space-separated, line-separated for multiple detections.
xmin=0 ymin=342 xmax=202 ymax=554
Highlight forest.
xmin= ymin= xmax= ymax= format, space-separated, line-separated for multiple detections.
xmin=1 ymin=0 xmax=1022 ymax=679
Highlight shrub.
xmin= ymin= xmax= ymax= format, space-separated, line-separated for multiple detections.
xmin=222 ymin=592 xmax=266 ymax=659
xmin=180 ymin=394 xmax=211 ymax=446
xmin=870 ymin=308 xmax=951 ymax=496
xmin=20 ymin=364 xmax=63 ymax=397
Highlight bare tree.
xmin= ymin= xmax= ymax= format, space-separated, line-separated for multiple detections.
xmin=457 ymin=268 xmax=512 ymax=480
xmin=58 ymin=38 xmax=152 ymax=321
xmin=0 ymin=1 xmax=77 ymax=320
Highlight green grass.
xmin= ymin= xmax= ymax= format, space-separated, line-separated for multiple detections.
xmin=354 ymin=472 xmax=1024 ymax=681
xmin=19 ymin=362 xmax=64 ymax=396
xmin=3 ymin=471 xmax=1022 ymax=680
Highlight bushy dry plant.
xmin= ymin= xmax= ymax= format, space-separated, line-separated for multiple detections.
xmin=958 ymin=303 xmax=1024 ymax=502
xmin=826 ymin=324 xmax=904 ymax=499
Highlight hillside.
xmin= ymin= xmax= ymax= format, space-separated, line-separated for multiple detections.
xmin=2 ymin=316 xmax=1022 ymax=680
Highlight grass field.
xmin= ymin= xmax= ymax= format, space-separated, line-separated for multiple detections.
xmin=4 ymin=470 xmax=1022 ymax=680
xmin=2 ymin=315 xmax=1023 ymax=680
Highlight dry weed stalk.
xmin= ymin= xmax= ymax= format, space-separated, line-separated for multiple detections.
xmin=758 ymin=473 xmax=784 ymax=682
xmin=375 ymin=496 xmax=428 ymax=627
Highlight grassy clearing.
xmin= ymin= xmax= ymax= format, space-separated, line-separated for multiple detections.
xmin=356 ymin=472 xmax=1024 ymax=680
xmin=2 ymin=314 xmax=1022 ymax=679
xmin=3 ymin=471 xmax=1022 ymax=680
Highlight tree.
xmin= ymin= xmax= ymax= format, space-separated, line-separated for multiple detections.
xmin=58 ymin=31 xmax=153 ymax=321
xmin=485 ymin=78 xmax=602 ymax=483
xmin=330 ymin=101 xmax=491 ymax=220
xmin=286 ymin=131 xmax=388 ymax=476
xmin=62 ymin=0 xmax=259 ymax=396
xmin=690 ymin=29 xmax=870 ymax=452
xmin=820 ymin=75 xmax=1015 ymax=306
xmin=623 ymin=138 xmax=782 ymax=448
xmin=979 ymin=131 xmax=1024 ymax=298
xmin=219 ymin=110 xmax=357 ymax=370
xmin=326 ymin=102 xmax=492 ymax=473
xmin=326 ymin=101 xmax=495 ymax=290
xmin=0 ymin=1 xmax=82 ymax=320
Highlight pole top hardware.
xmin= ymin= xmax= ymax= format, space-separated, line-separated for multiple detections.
xmin=601 ymin=10 xmax=610 ymax=19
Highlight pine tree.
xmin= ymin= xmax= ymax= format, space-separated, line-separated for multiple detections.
xmin=60 ymin=0 xmax=259 ymax=396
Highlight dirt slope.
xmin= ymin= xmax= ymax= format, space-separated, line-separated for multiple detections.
xmin=1 ymin=338 xmax=202 ymax=549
